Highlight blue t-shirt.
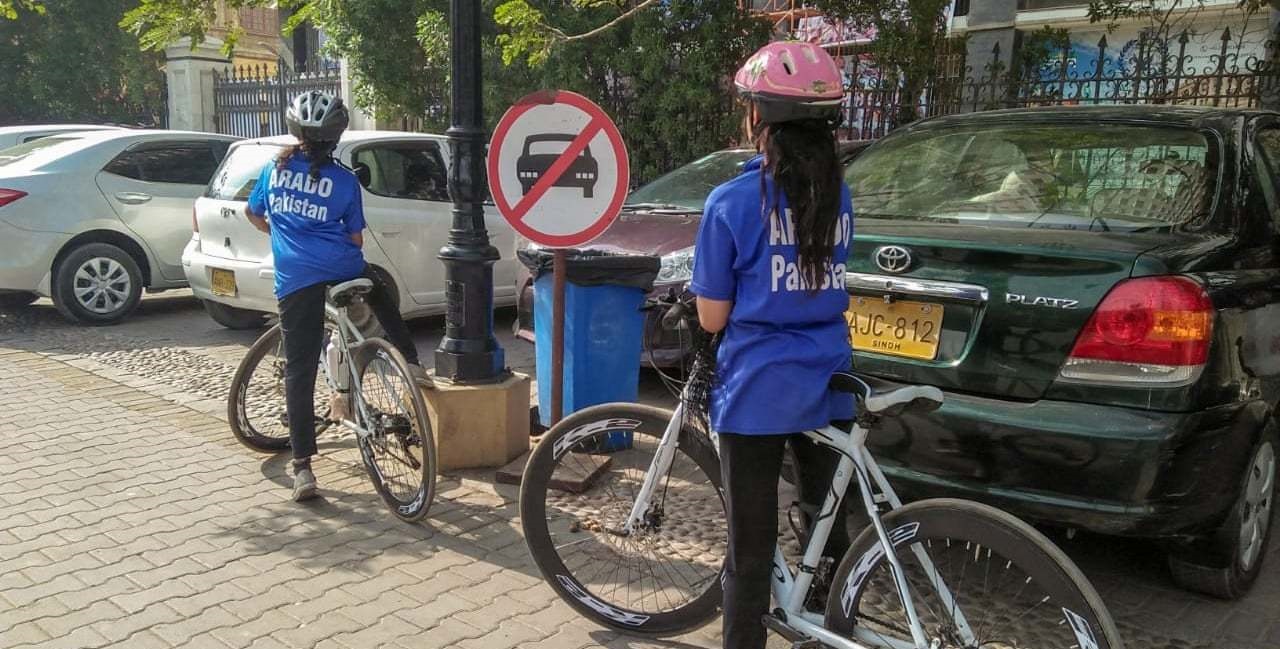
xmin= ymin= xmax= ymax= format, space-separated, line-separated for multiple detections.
xmin=247 ymin=152 xmax=367 ymax=299
xmin=690 ymin=156 xmax=854 ymax=435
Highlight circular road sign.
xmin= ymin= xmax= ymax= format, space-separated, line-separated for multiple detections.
xmin=487 ymin=90 xmax=630 ymax=248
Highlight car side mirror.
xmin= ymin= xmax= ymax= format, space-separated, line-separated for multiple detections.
xmin=353 ymin=163 xmax=372 ymax=189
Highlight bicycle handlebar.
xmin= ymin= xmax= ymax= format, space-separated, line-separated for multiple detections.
xmin=645 ymin=291 xmax=698 ymax=332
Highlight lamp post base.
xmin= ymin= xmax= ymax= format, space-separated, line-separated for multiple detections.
xmin=433 ymin=348 xmax=506 ymax=384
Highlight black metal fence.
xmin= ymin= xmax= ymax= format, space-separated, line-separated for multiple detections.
xmin=842 ymin=26 xmax=1280 ymax=140
xmin=212 ymin=59 xmax=342 ymax=139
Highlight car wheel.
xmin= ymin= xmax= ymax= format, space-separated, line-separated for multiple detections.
xmin=0 ymin=291 xmax=38 ymax=309
xmin=52 ymin=243 xmax=143 ymax=325
xmin=201 ymin=299 xmax=267 ymax=330
xmin=1168 ymin=427 xmax=1277 ymax=599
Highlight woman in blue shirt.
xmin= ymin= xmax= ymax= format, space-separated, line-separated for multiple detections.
xmin=689 ymin=42 xmax=854 ymax=649
xmin=245 ymin=91 xmax=423 ymax=503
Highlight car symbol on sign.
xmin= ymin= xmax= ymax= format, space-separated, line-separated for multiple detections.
xmin=517 ymin=133 xmax=599 ymax=198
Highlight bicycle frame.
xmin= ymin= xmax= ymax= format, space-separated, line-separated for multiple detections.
xmin=621 ymin=398 xmax=975 ymax=649
xmin=321 ymin=302 xmax=375 ymax=437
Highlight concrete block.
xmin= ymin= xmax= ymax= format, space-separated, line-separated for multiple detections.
xmin=423 ymin=372 xmax=531 ymax=472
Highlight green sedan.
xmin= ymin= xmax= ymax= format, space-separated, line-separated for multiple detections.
xmin=844 ymin=105 xmax=1279 ymax=600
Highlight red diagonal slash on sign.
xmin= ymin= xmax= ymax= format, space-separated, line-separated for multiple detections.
xmin=508 ymin=117 xmax=606 ymax=222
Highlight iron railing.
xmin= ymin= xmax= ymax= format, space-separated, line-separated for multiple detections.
xmin=841 ymin=27 xmax=1280 ymax=140
xmin=212 ymin=59 xmax=342 ymax=139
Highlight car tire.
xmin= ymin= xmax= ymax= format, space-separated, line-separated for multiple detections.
xmin=201 ymin=299 xmax=267 ymax=330
xmin=1168 ymin=427 xmax=1277 ymax=599
xmin=0 ymin=291 xmax=38 ymax=309
xmin=52 ymin=243 xmax=143 ymax=326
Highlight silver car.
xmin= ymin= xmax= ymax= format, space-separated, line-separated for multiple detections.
xmin=184 ymin=131 xmax=518 ymax=329
xmin=0 ymin=130 xmax=238 ymax=323
xmin=0 ymin=124 xmax=125 ymax=150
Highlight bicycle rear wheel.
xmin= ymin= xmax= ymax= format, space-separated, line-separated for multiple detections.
xmin=352 ymin=338 xmax=435 ymax=522
xmin=825 ymin=498 xmax=1124 ymax=649
xmin=228 ymin=324 xmax=329 ymax=453
xmin=520 ymin=403 xmax=726 ymax=635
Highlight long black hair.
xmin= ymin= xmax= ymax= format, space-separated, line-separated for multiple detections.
xmin=756 ymin=118 xmax=841 ymax=291
xmin=276 ymin=139 xmax=338 ymax=180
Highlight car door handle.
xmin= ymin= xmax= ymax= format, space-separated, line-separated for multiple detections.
xmin=380 ymin=229 xmax=402 ymax=237
xmin=114 ymin=192 xmax=153 ymax=204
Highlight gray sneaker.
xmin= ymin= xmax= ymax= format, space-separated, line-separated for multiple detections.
xmin=292 ymin=467 xmax=318 ymax=502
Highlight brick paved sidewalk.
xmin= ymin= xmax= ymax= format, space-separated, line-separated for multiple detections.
xmin=2 ymin=294 xmax=1278 ymax=649
xmin=0 ymin=347 xmax=734 ymax=649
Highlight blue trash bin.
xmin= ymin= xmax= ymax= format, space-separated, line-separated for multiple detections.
xmin=533 ymin=273 xmax=646 ymax=450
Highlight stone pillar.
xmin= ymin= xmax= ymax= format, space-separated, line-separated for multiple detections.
xmin=164 ymin=38 xmax=231 ymax=133
xmin=963 ymin=0 xmax=1019 ymax=88
xmin=337 ymin=58 xmax=378 ymax=131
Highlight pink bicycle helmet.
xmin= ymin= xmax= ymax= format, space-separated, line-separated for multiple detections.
xmin=735 ymin=41 xmax=843 ymax=124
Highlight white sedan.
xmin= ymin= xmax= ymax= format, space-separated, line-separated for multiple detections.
xmin=184 ymin=131 xmax=518 ymax=329
xmin=0 ymin=130 xmax=238 ymax=323
xmin=0 ymin=124 xmax=125 ymax=150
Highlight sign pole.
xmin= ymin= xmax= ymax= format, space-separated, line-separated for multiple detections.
xmin=551 ymin=249 xmax=567 ymax=425
xmin=485 ymin=90 xmax=629 ymax=429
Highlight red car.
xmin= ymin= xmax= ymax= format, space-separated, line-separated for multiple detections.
xmin=515 ymin=142 xmax=871 ymax=366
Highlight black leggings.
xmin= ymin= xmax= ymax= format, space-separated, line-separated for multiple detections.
xmin=719 ymin=431 xmax=852 ymax=649
xmin=279 ymin=266 xmax=419 ymax=460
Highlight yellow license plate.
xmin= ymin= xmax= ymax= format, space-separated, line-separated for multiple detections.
xmin=210 ymin=268 xmax=237 ymax=297
xmin=846 ymin=297 xmax=944 ymax=360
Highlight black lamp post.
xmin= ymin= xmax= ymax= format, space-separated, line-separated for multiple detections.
xmin=434 ymin=0 xmax=506 ymax=383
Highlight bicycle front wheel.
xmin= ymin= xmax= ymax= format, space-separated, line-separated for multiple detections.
xmin=520 ymin=403 xmax=726 ymax=635
xmin=825 ymin=498 xmax=1124 ymax=649
xmin=227 ymin=324 xmax=329 ymax=453
xmin=352 ymin=338 xmax=436 ymax=522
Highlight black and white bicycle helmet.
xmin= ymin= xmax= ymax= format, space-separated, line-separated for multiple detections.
xmin=285 ymin=90 xmax=349 ymax=142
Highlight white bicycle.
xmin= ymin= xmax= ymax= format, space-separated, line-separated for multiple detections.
xmin=520 ymin=294 xmax=1123 ymax=648
xmin=227 ymin=278 xmax=437 ymax=522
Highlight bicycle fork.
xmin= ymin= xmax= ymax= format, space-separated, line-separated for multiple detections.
xmin=621 ymin=403 xmax=688 ymax=535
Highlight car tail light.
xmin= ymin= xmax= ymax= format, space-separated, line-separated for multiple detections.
xmin=0 ymin=189 xmax=27 ymax=208
xmin=1060 ymin=276 xmax=1213 ymax=385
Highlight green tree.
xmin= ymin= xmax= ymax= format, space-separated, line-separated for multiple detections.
xmin=529 ymin=0 xmax=769 ymax=181
xmin=812 ymin=0 xmax=956 ymax=128
xmin=0 ymin=0 xmax=43 ymax=20
xmin=0 ymin=0 xmax=166 ymax=125
xmin=123 ymin=0 xmax=766 ymax=182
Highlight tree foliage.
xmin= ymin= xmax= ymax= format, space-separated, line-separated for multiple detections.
xmin=0 ymin=0 xmax=43 ymax=20
xmin=122 ymin=0 xmax=766 ymax=182
xmin=0 ymin=0 xmax=166 ymax=125
xmin=492 ymin=0 xmax=659 ymax=66
xmin=812 ymin=0 xmax=955 ymax=127
xmin=527 ymin=0 xmax=770 ymax=181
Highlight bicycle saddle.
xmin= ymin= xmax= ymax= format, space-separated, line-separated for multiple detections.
xmin=329 ymin=278 xmax=374 ymax=307
xmin=828 ymin=371 xmax=944 ymax=416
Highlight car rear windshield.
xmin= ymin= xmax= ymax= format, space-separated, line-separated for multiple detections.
xmin=205 ymin=143 xmax=283 ymax=201
xmin=626 ymin=149 xmax=755 ymax=212
xmin=847 ymin=124 xmax=1214 ymax=231
xmin=0 ymin=136 xmax=82 ymax=168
